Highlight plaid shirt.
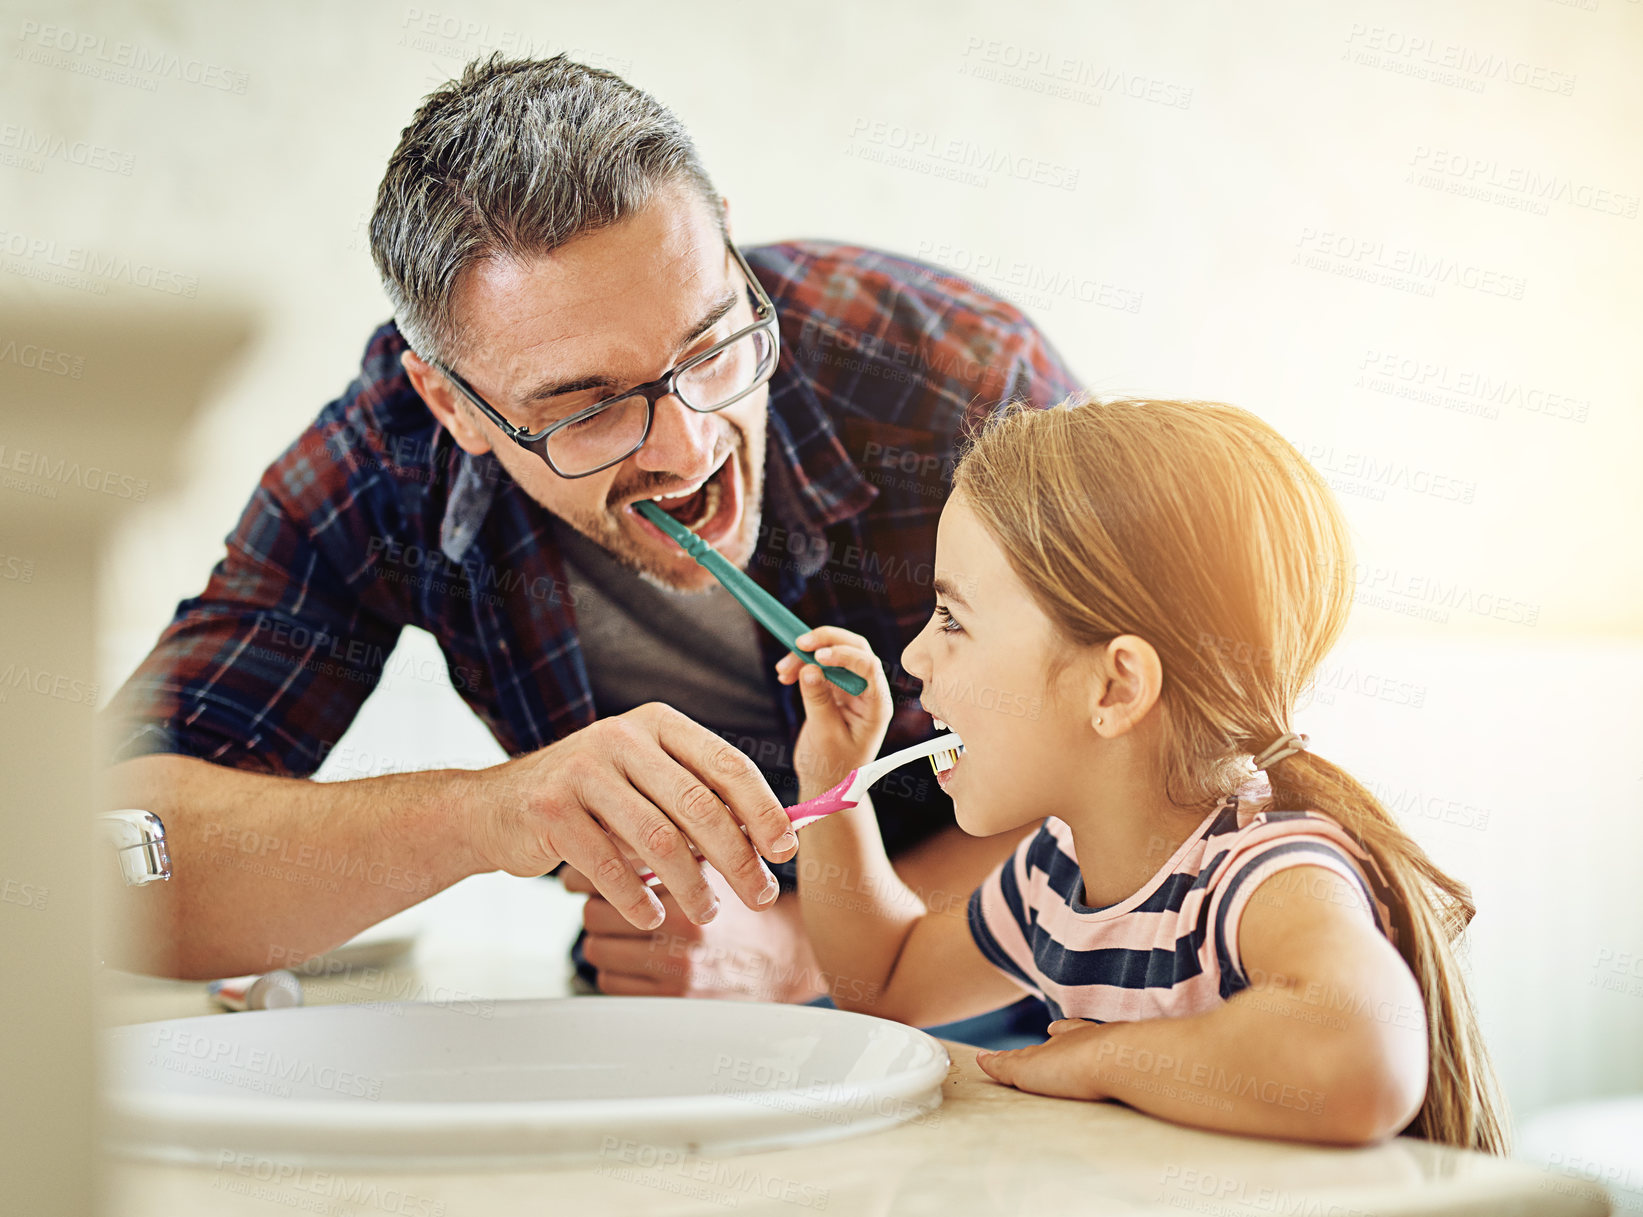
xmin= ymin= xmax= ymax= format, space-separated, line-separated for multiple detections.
xmin=107 ymin=241 xmax=1082 ymax=858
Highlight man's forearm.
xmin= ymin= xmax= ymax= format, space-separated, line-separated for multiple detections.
xmin=107 ymin=754 xmax=490 ymax=979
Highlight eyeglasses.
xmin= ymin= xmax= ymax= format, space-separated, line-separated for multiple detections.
xmin=431 ymin=241 xmax=780 ymax=479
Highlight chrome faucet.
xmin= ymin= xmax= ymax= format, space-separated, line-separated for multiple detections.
xmin=99 ymin=809 xmax=171 ymax=886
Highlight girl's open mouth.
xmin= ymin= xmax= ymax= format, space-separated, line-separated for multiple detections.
xmin=930 ymin=737 xmax=965 ymax=790
xmin=624 ymin=451 xmax=741 ymax=550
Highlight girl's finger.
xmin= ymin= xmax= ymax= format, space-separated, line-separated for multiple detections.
xmin=974 ymin=1046 xmax=1025 ymax=1087
xmin=808 ymin=647 xmax=887 ymax=702
xmin=976 ymin=1042 xmax=1065 ymax=1093
xmin=796 ymin=625 xmax=872 ymax=653
xmin=797 ymin=660 xmax=840 ymax=710
xmin=809 ymin=644 xmax=884 ymax=683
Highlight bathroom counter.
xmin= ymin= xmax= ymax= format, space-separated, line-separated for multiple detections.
xmin=100 ymin=941 xmax=1610 ymax=1217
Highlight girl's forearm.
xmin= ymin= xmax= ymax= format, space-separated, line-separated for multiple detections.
xmin=1072 ymin=991 xmax=1398 ymax=1144
xmin=794 ymin=794 xmax=928 ymax=1016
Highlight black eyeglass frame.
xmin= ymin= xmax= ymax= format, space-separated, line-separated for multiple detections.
xmin=431 ymin=241 xmax=779 ymax=479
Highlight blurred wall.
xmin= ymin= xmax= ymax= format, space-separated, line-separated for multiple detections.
xmin=4 ymin=0 xmax=1639 ymax=1131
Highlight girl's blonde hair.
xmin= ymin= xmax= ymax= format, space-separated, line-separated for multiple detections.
xmin=952 ymin=396 xmax=1508 ymax=1153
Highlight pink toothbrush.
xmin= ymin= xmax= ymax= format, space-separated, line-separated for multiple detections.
xmin=630 ymin=732 xmax=965 ymax=888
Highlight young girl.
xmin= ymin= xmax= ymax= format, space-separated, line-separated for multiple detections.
xmin=773 ymin=396 xmax=1507 ymax=1152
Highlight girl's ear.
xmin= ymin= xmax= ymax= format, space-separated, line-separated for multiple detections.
xmin=401 ymin=350 xmax=494 ymax=456
xmin=1090 ymin=635 xmax=1164 ymax=737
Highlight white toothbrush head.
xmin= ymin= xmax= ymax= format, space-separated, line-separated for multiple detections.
xmin=927 ymin=744 xmax=965 ymax=775
xmin=859 ymin=731 xmax=965 ymax=787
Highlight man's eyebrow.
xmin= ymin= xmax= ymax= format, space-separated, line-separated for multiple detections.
xmin=933 ymin=576 xmax=972 ymax=609
xmin=514 ymin=287 xmax=742 ymax=409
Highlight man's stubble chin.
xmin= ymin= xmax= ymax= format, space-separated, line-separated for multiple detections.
xmin=554 ymin=418 xmax=769 ymax=595
xmin=633 ymin=493 xmax=765 ymax=595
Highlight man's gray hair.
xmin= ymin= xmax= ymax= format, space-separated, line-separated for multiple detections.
xmin=370 ymin=53 xmax=724 ymax=367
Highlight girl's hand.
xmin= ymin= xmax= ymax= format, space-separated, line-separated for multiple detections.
xmin=974 ymin=1018 xmax=1116 ymax=1101
xmin=775 ymin=626 xmax=894 ymax=800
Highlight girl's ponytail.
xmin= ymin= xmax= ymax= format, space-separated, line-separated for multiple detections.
xmin=1264 ymin=749 xmax=1510 ymax=1152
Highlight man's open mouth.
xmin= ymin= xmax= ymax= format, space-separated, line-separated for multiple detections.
xmin=623 ymin=451 xmax=741 ymax=547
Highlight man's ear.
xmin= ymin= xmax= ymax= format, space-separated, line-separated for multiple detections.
xmin=401 ymin=350 xmax=493 ymax=456
xmin=1089 ymin=635 xmax=1164 ymax=738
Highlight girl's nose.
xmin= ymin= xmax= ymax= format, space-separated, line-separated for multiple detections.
xmin=901 ymin=626 xmax=929 ymax=683
xmin=634 ymin=392 xmax=719 ymax=480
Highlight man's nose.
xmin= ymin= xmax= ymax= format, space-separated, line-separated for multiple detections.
xmin=634 ymin=392 xmax=719 ymax=479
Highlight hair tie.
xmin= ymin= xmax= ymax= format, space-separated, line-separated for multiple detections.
xmin=1252 ymin=732 xmax=1309 ymax=771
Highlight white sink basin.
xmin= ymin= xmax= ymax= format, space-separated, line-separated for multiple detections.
xmin=102 ymin=997 xmax=950 ymax=1168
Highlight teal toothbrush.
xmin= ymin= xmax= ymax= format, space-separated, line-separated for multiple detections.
xmin=635 ymin=499 xmax=867 ymax=696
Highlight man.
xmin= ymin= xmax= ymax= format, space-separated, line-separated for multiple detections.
xmin=106 ymin=54 xmax=1080 ymax=1030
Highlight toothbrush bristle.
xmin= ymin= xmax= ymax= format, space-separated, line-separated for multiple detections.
xmin=928 ymin=744 xmax=966 ymax=774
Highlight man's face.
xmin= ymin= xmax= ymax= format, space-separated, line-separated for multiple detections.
xmin=423 ymin=180 xmax=770 ymax=592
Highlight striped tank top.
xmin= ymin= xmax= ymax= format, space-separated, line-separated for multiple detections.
xmin=967 ymin=777 xmax=1400 ymax=1022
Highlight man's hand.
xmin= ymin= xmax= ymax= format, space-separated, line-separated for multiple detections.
xmin=562 ymin=865 xmax=826 ymax=1001
xmin=776 ymin=626 xmax=894 ymax=800
xmin=466 ymin=702 xmax=798 ymax=931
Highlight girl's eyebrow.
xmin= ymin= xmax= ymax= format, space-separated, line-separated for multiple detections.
xmin=933 ymin=575 xmax=971 ymax=609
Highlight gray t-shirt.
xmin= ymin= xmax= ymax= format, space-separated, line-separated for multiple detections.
xmin=553 ymin=520 xmax=799 ymax=802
